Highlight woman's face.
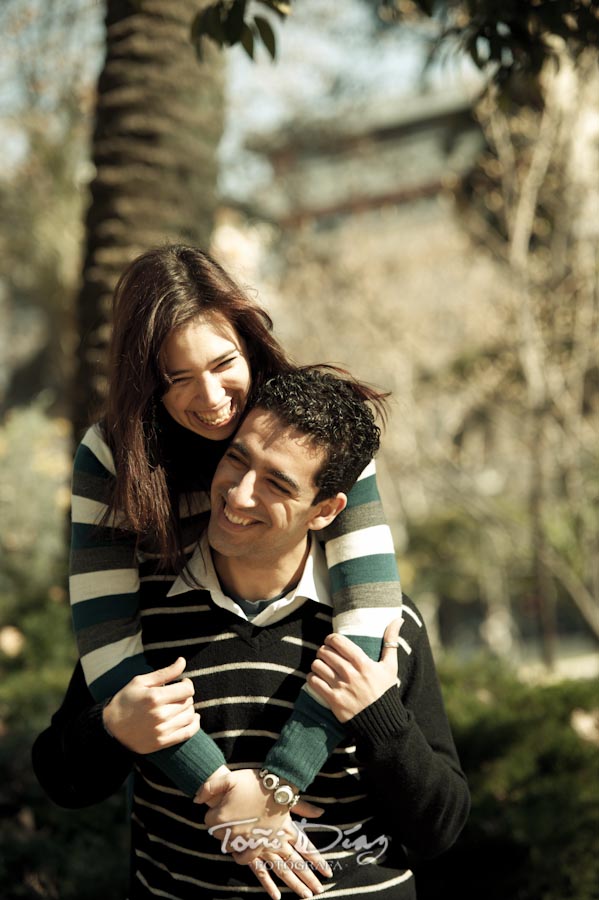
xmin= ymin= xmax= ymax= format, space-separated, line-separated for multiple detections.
xmin=161 ymin=313 xmax=251 ymax=441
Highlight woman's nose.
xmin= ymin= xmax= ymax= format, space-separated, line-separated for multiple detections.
xmin=194 ymin=374 xmax=224 ymax=408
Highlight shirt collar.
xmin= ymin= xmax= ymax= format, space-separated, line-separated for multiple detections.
xmin=166 ymin=532 xmax=331 ymax=625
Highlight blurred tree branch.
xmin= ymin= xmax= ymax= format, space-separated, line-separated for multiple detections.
xmin=187 ymin=0 xmax=599 ymax=92
xmin=424 ymin=46 xmax=599 ymax=652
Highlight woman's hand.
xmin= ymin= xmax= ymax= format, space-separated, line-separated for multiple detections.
xmin=196 ymin=768 xmax=332 ymax=899
xmin=306 ymin=618 xmax=403 ymax=722
xmin=102 ymin=657 xmax=200 ymax=753
xmin=236 ymin=815 xmax=330 ymax=900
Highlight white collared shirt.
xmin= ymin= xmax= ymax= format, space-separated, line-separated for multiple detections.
xmin=167 ymin=533 xmax=331 ymax=627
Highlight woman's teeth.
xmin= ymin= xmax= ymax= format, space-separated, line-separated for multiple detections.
xmin=192 ymin=400 xmax=233 ymax=426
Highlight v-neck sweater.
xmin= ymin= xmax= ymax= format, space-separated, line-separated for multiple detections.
xmin=126 ymin=592 xmax=469 ymax=899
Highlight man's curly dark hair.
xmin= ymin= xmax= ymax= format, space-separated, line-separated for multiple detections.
xmin=249 ymin=366 xmax=389 ymax=503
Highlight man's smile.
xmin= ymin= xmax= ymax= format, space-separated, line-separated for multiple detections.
xmin=222 ymin=503 xmax=257 ymax=527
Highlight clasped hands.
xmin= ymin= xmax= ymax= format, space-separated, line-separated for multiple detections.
xmin=102 ymin=619 xmax=402 ymax=899
xmin=193 ymin=617 xmax=403 ymax=899
xmin=195 ymin=767 xmax=330 ymax=900
xmin=103 ymin=657 xmax=327 ymax=899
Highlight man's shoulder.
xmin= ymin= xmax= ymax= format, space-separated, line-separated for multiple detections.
xmin=398 ymin=594 xmax=426 ymax=652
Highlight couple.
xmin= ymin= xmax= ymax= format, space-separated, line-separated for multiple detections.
xmin=33 ymin=246 xmax=469 ymax=899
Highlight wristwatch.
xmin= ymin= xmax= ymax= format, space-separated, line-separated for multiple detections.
xmin=258 ymin=768 xmax=301 ymax=808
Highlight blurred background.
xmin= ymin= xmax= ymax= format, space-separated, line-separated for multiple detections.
xmin=0 ymin=1 xmax=598 ymax=897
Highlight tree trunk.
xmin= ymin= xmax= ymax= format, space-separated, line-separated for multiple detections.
xmin=72 ymin=0 xmax=224 ymax=437
xmin=529 ymin=405 xmax=556 ymax=669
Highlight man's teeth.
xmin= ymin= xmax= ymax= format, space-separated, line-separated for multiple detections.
xmin=192 ymin=401 xmax=233 ymax=426
xmin=223 ymin=505 xmax=254 ymax=526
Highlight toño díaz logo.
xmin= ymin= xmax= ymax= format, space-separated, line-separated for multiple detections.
xmin=208 ymin=817 xmax=390 ymax=865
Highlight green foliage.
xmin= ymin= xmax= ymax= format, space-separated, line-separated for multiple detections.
xmin=190 ymin=0 xmax=599 ymax=87
xmin=0 ymin=495 xmax=127 ymax=899
xmin=0 ymin=575 xmax=127 ymax=899
xmin=405 ymin=509 xmax=483 ymax=604
xmin=0 ymin=403 xmax=126 ymax=899
xmin=0 ymin=727 xmax=129 ymax=900
xmin=191 ymin=0 xmax=288 ymax=61
xmin=381 ymin=0 xmax=599 ymax=88
xmin=0 ymin=405 xmax=70 ymax=611
xmin=417 ymin=660 xmax=599 ymax=900
xmin=0 ymin=404 xmax=75 ymax=728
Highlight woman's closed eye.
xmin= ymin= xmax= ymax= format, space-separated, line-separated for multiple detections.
xmin=213 ymin=355 xmax=239 ymax=371
xmin=166 ymin=355 xmax=239 ymax=384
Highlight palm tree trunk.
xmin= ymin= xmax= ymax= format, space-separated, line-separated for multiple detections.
xmin=73 ymin=0 xmax=224 ymax=436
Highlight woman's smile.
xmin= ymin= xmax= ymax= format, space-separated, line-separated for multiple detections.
xmin=189 ymin=398 xmax=236 ymax=428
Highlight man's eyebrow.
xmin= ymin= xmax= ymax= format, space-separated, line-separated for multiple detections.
xmin=229 ymin=438 xmax=250 ymax=459
xmin=166 ymin=350 xmax=237 ymax=377
xmin=229 ymin=440 xmax=301 ymax=494
xmin=268 ymin=468 xmax=301 ymax=494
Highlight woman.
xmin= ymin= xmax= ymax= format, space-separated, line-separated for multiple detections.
xmin=70 ymin=244 xmax=402 ymax=808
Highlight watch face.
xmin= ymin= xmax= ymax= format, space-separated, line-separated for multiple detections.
xmin=273 ymin=785 xmax=294 ymax=806
xmin=262 ymin=773 xmax=280 ymax=791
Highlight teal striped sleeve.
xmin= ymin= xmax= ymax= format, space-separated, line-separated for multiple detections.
xmin=69 ymin=424 xmax=225 ymax=794
xmin=263 ymin=459 xmax=403 ymax=790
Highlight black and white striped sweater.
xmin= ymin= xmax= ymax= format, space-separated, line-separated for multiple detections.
xmin=128 ymin=580 xmax=469 ymax=899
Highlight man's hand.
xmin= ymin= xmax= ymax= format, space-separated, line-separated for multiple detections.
xmin=306 ymin=618 xmax=403 ymax=722
xmin=102 ymin=657 xmax=200 ymax=753
xmin=196 ymin=768 xmax=332 ymax=899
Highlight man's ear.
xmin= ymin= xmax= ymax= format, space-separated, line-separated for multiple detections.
xmin=308 ymin=493 xmax=347 ymax=532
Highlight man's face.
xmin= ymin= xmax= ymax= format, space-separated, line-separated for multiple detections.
xmin=209 ymin=408 xmax=337 ymax=566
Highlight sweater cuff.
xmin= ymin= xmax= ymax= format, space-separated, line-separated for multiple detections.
xmin=150 ymin=729 xmax=227 ymax=795
xmin=348 ymin=685 xmax=410 ymax=747
xmin=263 ymin=692 xmax=346 ymax=791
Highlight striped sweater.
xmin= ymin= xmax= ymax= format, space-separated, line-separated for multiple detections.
xmin=70 ymin=422 xmax=403 ymax=794
xmin=128 ymin=578 xmax=469 ymax=899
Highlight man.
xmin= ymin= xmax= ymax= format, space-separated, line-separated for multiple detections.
xmin=33 ymin=368 xmax=470 ymax=899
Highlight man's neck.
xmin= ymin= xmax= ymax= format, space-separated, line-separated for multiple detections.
xmin=211 ymin=539 xmax=311 ymax=603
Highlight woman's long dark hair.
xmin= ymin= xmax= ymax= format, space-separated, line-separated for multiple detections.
xmin=102 ymin=244 xmax=293 ymax=571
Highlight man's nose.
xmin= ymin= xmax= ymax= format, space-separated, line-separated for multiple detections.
xmin=227 ymin=471 xmax=257 ymax=508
